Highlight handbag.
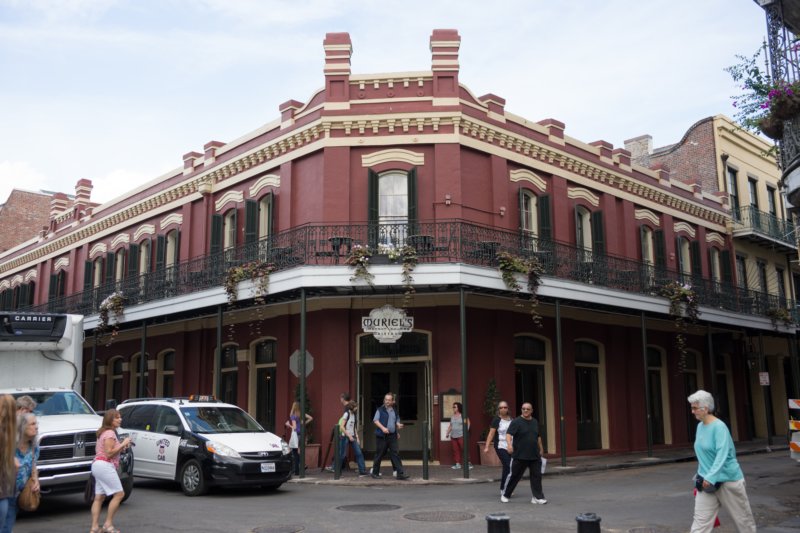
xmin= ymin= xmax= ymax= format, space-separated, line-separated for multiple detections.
xmin=289 ymin=430 xmax=299 ymax=449
xmin=18 ymin=475 xmax=40 ymax=512
xmin=84 ymin=473 xmax=96 ymax=505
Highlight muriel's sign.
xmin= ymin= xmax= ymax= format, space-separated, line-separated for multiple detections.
xmin=362 ymin=305 xmax=414 ymax=343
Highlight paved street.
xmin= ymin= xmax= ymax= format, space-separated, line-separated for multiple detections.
xmin=14 ymin=452 xmax=800 ymax=533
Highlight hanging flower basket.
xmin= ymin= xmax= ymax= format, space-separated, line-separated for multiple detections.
xmin=496 ymin=252 xmax=544 ymax=326
xmin=659 ymin=281 xmax=700 ymax=373
xmin=397 ymin=245 xmax=418 ymax=308
xmin=346 ymin=245 xmax=374 ymax=286
xmin=224 ymin=260 xmax=276 ymax=305
xmin=98 ymin=291 xmax=125 ymax=346
xmin=768 ymin=84 xmax=800 ymax=120
xmin=765 ymin=307 xmax=794 ymax=330
xmin=758 ymin=115 xmax=783 ymax=140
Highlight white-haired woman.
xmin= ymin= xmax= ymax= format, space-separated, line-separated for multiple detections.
xmin=688 ymin=390 xmax=756 ymax=533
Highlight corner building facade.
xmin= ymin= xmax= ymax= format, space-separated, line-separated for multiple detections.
xmin=2 ymin=30 xmax=799 ymax=464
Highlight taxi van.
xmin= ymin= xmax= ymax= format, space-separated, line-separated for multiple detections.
xmin=117 ymin=396 xmax=292 ymax=495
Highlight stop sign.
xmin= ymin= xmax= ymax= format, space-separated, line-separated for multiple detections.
xmin=289 ymin=349 xmax=314 ymax=377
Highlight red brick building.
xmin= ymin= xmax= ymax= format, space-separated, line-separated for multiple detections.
xmin=1 ymin=30 xmax=797 ymax=464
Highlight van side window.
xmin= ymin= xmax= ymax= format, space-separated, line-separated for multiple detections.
xmin=121 ymin=405 xmax=157 ymax=431
xmin=153 ymin=406 xmax=182 ymax=433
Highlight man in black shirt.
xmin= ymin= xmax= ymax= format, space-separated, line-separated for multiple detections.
xmin=500 ymin=402 xmax=546 ymax=504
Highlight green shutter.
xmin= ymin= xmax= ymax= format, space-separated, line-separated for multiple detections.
xmin=210 ymin=214 xmax=223 ymax=256
xmin=518 ymin=189 xmax=526 ymax=230
xmin=155 ymin=235 xmax=166 ymax=271
xmin=720 ymin=249 xmax=733 ymax=284
xmin=84 ymin=260 xmax=93 ymax=291
xmin=639 ymin=225 xmax=648 ymax=261
xmin=174 ymin=231 xmax=181 ymax=262
xmin=690 ymin=240 xmax=702 ymax=278
xmin=653 ymin=230 xmax=666 ymax=270
xmin=230 ymin=210 xmax=238 ymax=248
xmin=538 ymin=195 xmax=552 ymax=242
xmin=408 ymin=168 xmax=418 ymax=229
xmin=367 ymin=169 xmax=379 ymax=247
xmin=265 ymin=193 xmax=274 ymax=237
xmin=245 ymin=199 xmax=258 ymax=245
xmin=105 ymin=252 xmax=115 ymax=283
xmin=49 ymin=273 xmax=58 ymax=301
xmin=128 ymin=243 xmax=139 ymax=279
xmin=591 ymin=210 xmax=605 ymax=255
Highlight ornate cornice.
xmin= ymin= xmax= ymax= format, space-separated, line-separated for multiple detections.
xmin=215 ymin=191 xmax=244 ymax=212
xmin=134 ymin=225 xmax=155 ymax=242
xmin=54 ymin=257 xmax=70 ymax=271
xmin=110 ymin=233 xmax=130 ymax=250
xmin=673 ymin=221 xmax=697 ymax=238
xmin=24 ymin=269 xmax=36 ymax=282
xmin=160 ymin=213 xmax=183 ymax=230
xmin=89 ymin=243 xmax=107 ymax=259
xmin=361 ymin=149 xmax=425 ymax=167
xmin=567 ymin=186 xmax=600 ymax=207
xmin=706 ymin=231 xmax=725 ymax=246
xmin=249 ymin=175 xmax=281 ymax=197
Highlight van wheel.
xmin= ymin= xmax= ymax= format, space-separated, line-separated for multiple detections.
xmin=179 ymin=460 xmax=206 ymax=496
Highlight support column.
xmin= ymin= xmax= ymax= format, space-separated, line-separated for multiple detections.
xmin=459 ymin=287 xmax=469 ymax=478
xmin=641 ymin=312 xmax=652 ymax=457
xmin=300 ymin=288 xmax=307 ymax=478
xmin=555 ymin=299 xmax=566 ymax=466
xmin=790 ymin=335 xmax=800 ymax=399
xmin=759 ymin=331 xmax=775 ymax=446
xmin=215 ymin=306 xmax=222 ymax=398
xmin=139 ymin=320 xmax=147 ymax=398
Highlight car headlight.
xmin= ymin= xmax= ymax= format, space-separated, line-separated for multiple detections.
xmin=281 ymin=439 xmax=290 ymax=455
xmin=205 ymin=441 xmax=241 ymax=458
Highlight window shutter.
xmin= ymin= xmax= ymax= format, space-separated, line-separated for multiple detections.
xmin=105 ymin=252 xmax=115 ymax=283
xmin=128 ymin=243 xmax=140 ymax=279
xmin=49 ymin=273 xmax=58 ymax=301
xmin=407 ymin=168 xmax=418 ymax=227
xmin=230 ymin=210 xmax=238 ymax=248
xmin=720 ymin=249 xmax=733 ymax=284
xmin=639 ymin=225 xmax=647 ymax=261
xmin=210 ymin=214 xmax=223 ymax=256
xmin=653 ymin=230 xmax=666 ymax=270
xmin=367 ymin=169 xmax=379 ymax=247
xmin=265 ymin=193 xmax=274 ymax=237
xmin=19 ymin=284 xmax=29 ymax=308
xmin=156 ymin=235 xmax=166 ymax=271
xmin=538 ymin=195 xmax=552 ymax=242
xmin=518 ymin=189 xmax=526 ymax=230
xmin=174 ymin=231 xmax=181 ymax=262
xmin=591 ymin=210 xmax=605 ymax=255
xmin=245 ymin=199 xmax=258 ymax=245
xmin=690 ymin=240 xmax=702 ymax=277
xmin=83 ymin=260 xmax=93 ymax=291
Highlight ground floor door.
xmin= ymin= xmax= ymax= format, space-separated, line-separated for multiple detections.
xmin=254 ymin=366 xmax=276 ymax=432
xmin=647 ymin=369 xmax=665 ymax=445
xmin=576 ymin=366 xmax=601 ymax=450
xmin=515 ymin=364 xmax=548 ymax=452
xmin=360 ymin=362 xmax=428 ymax=459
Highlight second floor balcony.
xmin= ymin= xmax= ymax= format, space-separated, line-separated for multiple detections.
xmin=732 ymin=205 xmax=797 ymax=251
xmin=25 ymin=219 xmax=797 ymax=331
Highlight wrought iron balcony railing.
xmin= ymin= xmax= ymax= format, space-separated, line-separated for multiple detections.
xmin=732 ymin=205 xmax=796 ymax=248
xmin=16 ymin=220 xmax=796 ymax=326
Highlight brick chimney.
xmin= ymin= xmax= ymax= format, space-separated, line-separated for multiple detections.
xmin=323 ymin=32 xmax=352 ymax=103
xmin=49 ymin=192 xmax=69 ymax=220
xmin=430 ymin=29 xmax=460 ymax=98
xmin=624 ymin=135 xmax=653 ymax=165
xmin=183 ymin=151 xmax=202 ymax=175
xmin=204 ymin=141 xmax=225 ymax=167
xmin=73 ymin=178 xmax=92 ymax=215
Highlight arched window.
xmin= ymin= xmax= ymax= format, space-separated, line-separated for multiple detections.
xmin=107 ymin=357 xmax=124 ymax=404
xmin=157 ymin=350 xmax=175 ymax=397
xmin=93 ymin=257 xmax=105 ymax=288
xmin=166 ymin=230 xmax=179 ymax=267
xmin=114 ymin=248 xmax=126 ymax=283
xmin=223 ymin=209 xmax=237 ymax=251
xmin=521 ymin=191 xmax=538 ymax=237
xmin=640 ymin=226 xmax=654 ymax=265
xmin=367 ymin=168 xmax=417 ymax=247
xmin=677 ymin=236 xmax=691 ymax=277
xmin=258 ymin=195 xmax=273 ymax=240
xmin=139 ymin=239 xmax=152 ymax=275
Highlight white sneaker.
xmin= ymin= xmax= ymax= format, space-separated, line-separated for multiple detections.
xmin=451 ymin=464 xmax=461 ymax=470
xmin=500 ymin=495 xmax=509 ymax=503
xmin=532 ymin=497 xmax=547 ymax=505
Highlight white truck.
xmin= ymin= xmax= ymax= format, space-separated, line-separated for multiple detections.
xmin=0 ymin=312 xmax=133 ymax=500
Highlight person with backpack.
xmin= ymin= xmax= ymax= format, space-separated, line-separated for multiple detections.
xmin=339 ymin=401 xmax=368 ymax=476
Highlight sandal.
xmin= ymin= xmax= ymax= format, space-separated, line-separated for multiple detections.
xmin=103 ymin=527 xmax=121 ymax=533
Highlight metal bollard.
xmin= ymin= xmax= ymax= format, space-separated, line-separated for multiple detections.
xmin=333 ymin=425 xmax=341 ymax=480
xmin=575 ymin=512 xmax=601 ymax=533
xmin=486 ymin=513 xmax=510 ymax=533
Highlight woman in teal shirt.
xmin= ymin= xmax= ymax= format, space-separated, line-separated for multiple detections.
xmin=688 ymin=390 xmax=755 ymax=533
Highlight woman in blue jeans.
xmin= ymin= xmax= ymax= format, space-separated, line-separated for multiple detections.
xmin=0 ymin=395 xmax=18 ymax=532
xmin=339 ymin=401 xmax=368 ymax=475
xmin=3 ymin=412 xmax=39 ymax=533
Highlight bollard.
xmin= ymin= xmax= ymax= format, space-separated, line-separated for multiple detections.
xmin=422 ymin=420 xmax=429 ymax=480
xmin=575 ymin=512 xmax=601 ymax=533
xmin=333 ymin=425 xmax=341 ymax=480
xmin=485 ymin=513 xmax=510 ymax=533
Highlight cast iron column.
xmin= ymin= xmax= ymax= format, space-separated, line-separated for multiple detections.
xmin=641 ymin=312 xmax=652 ymax=457
xmin=460 ymin=287 xmax=469 ymax=478
xmin=556 ymin=299 xmax=566 ymax=466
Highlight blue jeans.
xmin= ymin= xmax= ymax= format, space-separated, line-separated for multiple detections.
xmin=348 ymin=439 xmax=367 ymax=473
xmin=330 ymin=436 xmax=349 ymax=469
xmin=0 ymin=497 xmax=15 ymax=533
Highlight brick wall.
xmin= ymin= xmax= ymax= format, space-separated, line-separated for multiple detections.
xmin=645 ymin=118 xmax=721 ymax=192
xmin=0 ymin=190 xmax=52 ymax=252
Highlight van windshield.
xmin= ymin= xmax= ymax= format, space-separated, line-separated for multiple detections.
xmin=180 ymin=406 xmax=264 ymax=434
xmin=15 ymin=391 xmax=95 ymax=416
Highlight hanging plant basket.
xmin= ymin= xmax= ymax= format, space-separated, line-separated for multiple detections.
xmin=98 ymin=291 xmax=125 ymax=346
xmin=346 ymin=245 xmax=374 ymax=286
xmin=770 ymin=91 xmax=800 ymax=120
xmin=224 ymin=260 xmax=275 ymax=305
xmin=758 ymin=115 xmax=783 ymax=140
xmin=765 ymin=307 xmax=794 ymax=331
xmin=659 ymin=281 xmax=700 ymax=374
xmin=496 ymin=252 xmax=544 ymax=326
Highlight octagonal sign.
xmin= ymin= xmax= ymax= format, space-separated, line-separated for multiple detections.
xmin=289 ymin=349 xmax=314 ymax=378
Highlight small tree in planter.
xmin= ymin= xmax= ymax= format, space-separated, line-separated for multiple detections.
xmin=294 ymin=384 xmax=319 ymax=468
xmin=477 ymin=378 xmax=502 ymax=466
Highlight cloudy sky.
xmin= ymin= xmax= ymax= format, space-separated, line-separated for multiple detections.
xmin=0 ymin=0 xmax=768 ymax=205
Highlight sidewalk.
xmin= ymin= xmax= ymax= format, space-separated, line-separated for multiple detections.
xmin=288 ymin=439 xmax=788 ymax=486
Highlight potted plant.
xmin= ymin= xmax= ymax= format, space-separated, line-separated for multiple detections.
xmin=476 ymin=378 xmax=502 ymax=466
xmin=496 ymin=251 xmax=544 ymax=325
xmin=346 ymin=244 xmax=375 ymax=286
xmin=98 ymin=291 xmax=125 ymax=346
xmin=659 ymin=281 xmax=700 ymax=373
xmin=765 ymin=306 xmax=795 ymax=331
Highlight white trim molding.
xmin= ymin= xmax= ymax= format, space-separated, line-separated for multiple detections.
xmin=160 ymin=213 xmax=184 ymax=230
xmin=567 ymin=186 xmax=600 ymax=207
xmin=706 ymin=231 xmax=725 ymax=246
xmin=134 ymin=224 xmax=156 ymax=241
xmin=11 ymin=274 xmax=23 ymax=286
xmin=673 ymin=221 xmax=697 ymax=238
xmin=0 ymin=280 xmax=8 ymax=290
xmin=54 ymin=257 xmax=70 ymax=271
xmin=361 ymin=148 xmax=425 ymax=167
xmin=215 ymin=191 xmax=244 ymax=212
xmin=110 ymin=233 xmax=130 ymax=249
xmin=249 ymin=174 xmax=281 ymax=197
xmin=23 ymin=269 xmax=36 ymax=282
xmin=509 ymin=169 xmax=547 ymax=192
xmin=634 ymin=208 xmax=661 ymax=226
xmin=89 ymin=243 xmax=108 ymax=259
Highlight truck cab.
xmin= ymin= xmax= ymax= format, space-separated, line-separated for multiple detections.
xmin=0 ymin=313 xmax=133 ymax=499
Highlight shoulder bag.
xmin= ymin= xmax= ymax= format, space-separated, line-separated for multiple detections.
xmin=18 ymin=472 xmax=40 ymax=512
